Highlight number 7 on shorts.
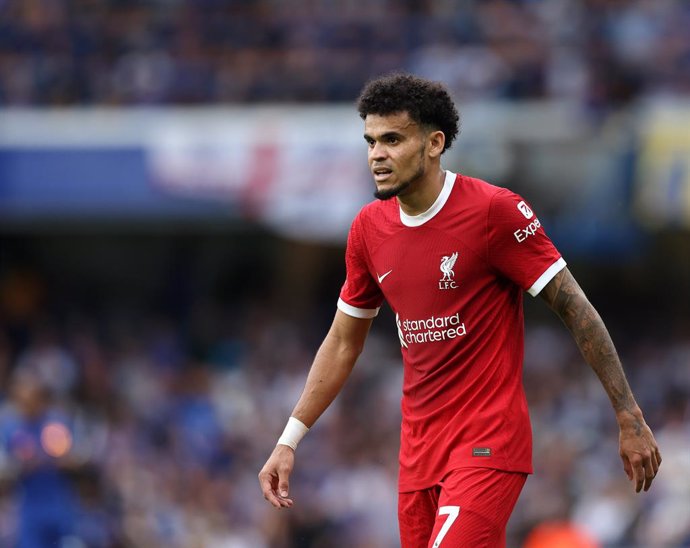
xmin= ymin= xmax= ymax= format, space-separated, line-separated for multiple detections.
xmin=431 ymin=505 xmax=460 ymax=547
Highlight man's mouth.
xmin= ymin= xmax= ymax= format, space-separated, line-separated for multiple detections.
xmin=373 ymin=167 xmax=393 ymax=181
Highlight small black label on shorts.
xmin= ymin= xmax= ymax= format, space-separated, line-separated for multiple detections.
xmin=472 ymin=447 xmax=491 ymax=457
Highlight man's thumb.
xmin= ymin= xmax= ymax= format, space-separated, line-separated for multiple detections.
xmin=279 ymin=480 xmax=289 ymax=498
xmin=278 ymin=469 xmax=290 ymax=498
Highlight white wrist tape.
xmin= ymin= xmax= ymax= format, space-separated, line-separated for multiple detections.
xmin=277 ymin=417 xmax=309 ymax=451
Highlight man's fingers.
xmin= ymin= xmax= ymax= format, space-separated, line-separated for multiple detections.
xmin=630 ymin=452 xmax=662 ymax=493
xmin=643 ymin=451 xmax=660 ymax=492
xmin=650 ymin=450 xmax=660 ymax=476
xmin=277 ymin=465 xmax=294 ymax=505
xmin=262 ymin=487 xmax=281 ymax=508
xmin=620 ymin=423 xmax=661 ymax=493
xmin=624 ymin=455 xmax=645 ymax=493
xmin=272 ymin=491 xmax=294 ymax=508
xmin=277 ymin=493 xmax=294 ymax=507
xmin=634 ymin=462 xmax=645 ymax=493
xmin=258 ymin=471 xmax=289 ymax=509
xmin=278 ymin=475 xmax=290 ymax=499
xmin=260 ymin=479 xmax=293 ymax=508
xmin=259 ymin=475 xmax=281 ymax=508
xmin=633 ymin=464 xmax=644 ymax=493
xmin=258 ymin=466 xmax=294 ymax=509
xmin=641 ymin=465 xmax=651 ymax=492
xmin=259 ymin=447 xmax=296 ymax=509
xmin=622 ymin=455 xmax=633 ymax=481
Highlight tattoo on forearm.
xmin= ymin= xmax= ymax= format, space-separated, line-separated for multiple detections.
xmin=542 ymin=270 xmax=637 ymax=416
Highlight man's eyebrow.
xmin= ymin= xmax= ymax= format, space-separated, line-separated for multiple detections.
xmin=363 ymin=131 xmax=404 ymax=141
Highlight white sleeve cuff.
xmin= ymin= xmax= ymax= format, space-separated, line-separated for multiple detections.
xmin=337 ymin=298 xmax=379 ymax=319
xmin=527 ymin=257 xmax=567 ymax=296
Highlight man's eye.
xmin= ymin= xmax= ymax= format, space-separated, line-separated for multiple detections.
xmin=387 ymin=137 xmax=398 ymax=144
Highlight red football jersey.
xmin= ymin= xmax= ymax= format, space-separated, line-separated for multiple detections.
xmin=338 ymin=171 xmax=566 ymax=492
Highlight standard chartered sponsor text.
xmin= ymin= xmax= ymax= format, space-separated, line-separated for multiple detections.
xmin=399 ymin=312 xmax=467 ymax=345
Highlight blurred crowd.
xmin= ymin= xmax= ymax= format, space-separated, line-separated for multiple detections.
xmin=1 ymin=1 xmax=689 ymax=546
xmin=0 ymin=0 xmax=689 ymax=107
xmin=0 ymin=270 xmax=688 ymax=547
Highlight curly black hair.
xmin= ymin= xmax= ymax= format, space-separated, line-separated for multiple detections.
xmin=357 ymin=73 xmax=460 ymax=153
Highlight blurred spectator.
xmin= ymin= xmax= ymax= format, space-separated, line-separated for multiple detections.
xmin=0 ymin=0 xmax=688 ymax=106
xmin=0 ymin=371 xmax=80 ymax=547
xmin=523 ymin=521 xmax=601 ymax=548
xmin=0 ymin=2 xmax=688 ymax=544
xmin=0 ymin=262 xmax=686 ymax=546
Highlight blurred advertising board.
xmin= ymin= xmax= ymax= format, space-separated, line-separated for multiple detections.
xmin=0 ymin=107 xmax=370 ymax=242
xmin=634 ymin=101 xmax=690 ymax=229
xmin=0 ymin=102 xmax=587 ymax=243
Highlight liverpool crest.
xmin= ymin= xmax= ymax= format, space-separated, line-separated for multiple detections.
xmin=439 ymin=252 xmax=459 ymax=289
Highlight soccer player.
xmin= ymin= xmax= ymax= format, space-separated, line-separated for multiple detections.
xmin=258 ymin=73 xmax=661 ymax=547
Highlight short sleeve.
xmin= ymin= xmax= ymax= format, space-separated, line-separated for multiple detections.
xmin=487 ymin=189 xmax=566 ymax=296
xmin=338 ymin=214 xmax=384 ymax=318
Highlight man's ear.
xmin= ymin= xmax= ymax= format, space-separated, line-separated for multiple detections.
xmin=428 ymin=130 xmax=446 ymax=158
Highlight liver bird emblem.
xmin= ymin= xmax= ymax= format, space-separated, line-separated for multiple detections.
xmin=440 ymin=252 xmax=458 ymax=281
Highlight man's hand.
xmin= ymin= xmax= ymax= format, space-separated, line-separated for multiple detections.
xmin=258 ymin=444 xmax=295 ymax=509
xmin=258 ymin=311 xmax=371 ymax=509
xmin=618 ymin=410 xmax=662 ymax=493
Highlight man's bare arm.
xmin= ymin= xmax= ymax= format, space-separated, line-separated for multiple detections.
xmin=290 ymin=309 xmax=373 ymax=427
xmin=539 ymin=267 xmax=661 ymax=492
xmin=259 ymin=309 xmax=373 ymax=508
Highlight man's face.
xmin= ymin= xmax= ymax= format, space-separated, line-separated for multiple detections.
xmin=364 ymin=111 xmax=428 ymax=200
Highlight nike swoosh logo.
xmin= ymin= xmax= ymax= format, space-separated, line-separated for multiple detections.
xmin=377 ymin=270 xmax=393 ymax=283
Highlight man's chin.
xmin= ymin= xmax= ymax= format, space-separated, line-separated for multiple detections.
xmin=374 ymin=181 xmax=410 ymax=201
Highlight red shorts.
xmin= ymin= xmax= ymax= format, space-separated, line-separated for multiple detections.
xmin=398 ymin=468 xmax=527 ymax=548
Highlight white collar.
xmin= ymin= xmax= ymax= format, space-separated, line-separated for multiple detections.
xmin=399 ymin=170 xmax=456 ymax=227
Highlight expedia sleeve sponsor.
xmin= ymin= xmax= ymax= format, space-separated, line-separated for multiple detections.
xmin=487 ymin=188 xmax=562 ymax=294
xmin=514 ymin=217 xmax=542 ymax=243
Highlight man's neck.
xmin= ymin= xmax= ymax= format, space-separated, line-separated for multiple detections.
xmin=397 ymin=168 xmax=446 ymax=217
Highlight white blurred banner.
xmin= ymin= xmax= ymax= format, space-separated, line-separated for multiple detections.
xmin=3 ymin=100 xmax=687 ymax=243
xmin=145 ymin=107 xmax=371 ymax=241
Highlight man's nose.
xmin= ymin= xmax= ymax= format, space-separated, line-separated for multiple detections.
xmin=370 ymin=142 xmax=387 ymax=160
